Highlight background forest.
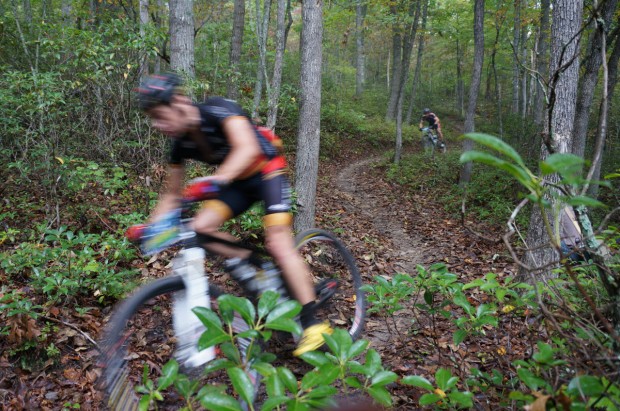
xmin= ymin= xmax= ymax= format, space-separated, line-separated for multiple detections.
xmin=1 ymin=0 xmax=620 ymax=409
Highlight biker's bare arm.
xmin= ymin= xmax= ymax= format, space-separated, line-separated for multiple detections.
xmin=149 ymin=165 xmax=185 ymax=223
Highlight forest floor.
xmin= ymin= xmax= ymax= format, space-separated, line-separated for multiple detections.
xmin=2 ymin=126 xmax=530 ymax=410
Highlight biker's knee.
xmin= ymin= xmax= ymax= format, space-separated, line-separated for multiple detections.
xmin=192 ymin=202 xmax=230 ymax=233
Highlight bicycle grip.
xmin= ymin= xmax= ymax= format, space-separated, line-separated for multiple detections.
xmin=126 ymin=224 xmax=147 ymax=242
xmin=183 ymin=179 xmax=220 ymax=202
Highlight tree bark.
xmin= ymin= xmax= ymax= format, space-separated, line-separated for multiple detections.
xmin=294 ymin=0 xmax=323 ymax=232
xmin=533 ymin=0 xmax=550 ymax=125
xmin=521 ymin=0 xmax=583 ymax=278
xmin=458 ymin=0 xmax=484 ymax=186
xmin=405 ymin=0 xmax=429 ymax=125
xmin=355 ymin=0 xmax=367 ymax=97
xmin=266 ymin=0 xmax=287 ymax=130
xmin=252 ymin=0 xmax=273 ymax=120
xmin=139 ymin=0 xmax=149 ymax=82
xmin=455 ymin=37 xmax=464 ymax=118
xmin=511 ymin=0 xmax=521 ymax=114
xmin=227 ymin=0 xmax=245 ymax=100
xmin=169 ymin=0 xmax=195 ymax=78
xmin=571 ymin=0 xmax=618 ymax=159
xmin=385 ymin=5 xmax=402 ymax=121
xmin=395 ymin=0 xmax=422 ymax=164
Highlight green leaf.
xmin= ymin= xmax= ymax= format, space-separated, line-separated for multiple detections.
xmin=252 ymin=362 xmax=276 ymax=377
xmin=265 ymin=300 xmax=301 ymax=323
xmin=193 ymin=306 xmax=223 ymax=330
xmin=419 ymin=393 xmax=442 ymax=406
xmin=219 ymin=295 xmax=256 ymax=326
xmin=565 ymin=196 xmax=606 ymax=208
xmin=453 ymin=329 xmax=468 ymax=346
xmin=198 ymin=389 xmax=243 ymax=411
xmin=532 ymin=342 xmax=553 ymax=364
xmin=463 ymin=133 xmax=527 ymax=167
xmin=517 ymin=368 xmax=546 ymax=391
xmin=203 ymin=358 xmax=234 ymax=374
xmin=347 ymin=339 xmax=369 ymax=358
xmin=299 ymin=351 xmax=329 ymax=367
xmin=277 ymin=367 xmax=298 ymax=394
xmin=304 ymin=385 xmax=338 ymax=399
xmin=435 ymin=368 xmax=452 ymax=390
xmin=365 ymin=349 xmax=381 ymax=376
xmin=371 ymin=370 xmax=398 ymax=387
xmin=367 ymin=385 xmax=393 ymax=406
xmin=257 ymin=290 xmax=279 ymax=318
xmin=540 ymin=153 xmax=584 ymax=177
xmin=448 ymin=391 xmax=473 ymax=408
xmin=260 ymin=396 xmax=289 ymax=411
xmin=344 ymin=376 xmax=363 ymax=389
xmin=460 ymin=151 xmax=533 ymax=189
xmin=301 ymin=370 xmax=325 ymax=390
xmin=228 ymin=367 xmax=256 ymax=405
xmin=401 ymin=375 xmax=434 ymax=391
xmin=567 ymin=375 xmax=604 ymax=397
xmin=198 ymin=327 xmax=230 ymax=350
xmin=264 ymin=318 xmax=302 ymax=335
xmin=157 ymin=359 xmax=178 ymax=390
xmin=138 ymin=395 xmax=151 ymax=411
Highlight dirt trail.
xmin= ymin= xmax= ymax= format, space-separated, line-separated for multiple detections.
xmin=335 ymin=156 xmax=429 ymax=276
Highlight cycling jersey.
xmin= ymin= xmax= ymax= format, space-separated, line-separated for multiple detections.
xmin=169 ymin=97 xmax=281 ymax=170
xmin=168 ymin=97 xmax=291 ymax=227
xmin=421 ymin=112 xmax=441 ymax=128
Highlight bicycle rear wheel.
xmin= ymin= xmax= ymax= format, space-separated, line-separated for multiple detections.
xmin=98 ymin=276 xmax=259 ymax=410
xmin=295 ymin=229 xmax=366 ymax=341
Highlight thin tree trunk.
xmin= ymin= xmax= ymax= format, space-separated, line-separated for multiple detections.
xmin=386 ymin=6 xmax=402 ymax=122
xmin=252 ymin=0 xmax=273 ymax=120
xmin=139 ymin=0 xmax=149 ymax=82
xmin=459 ymin=0 xmax=484 ymax=186
xmin=294 ymin=0 xmax=323 ymax=232
xmin=395 ymin=1 xmax=422 ymax=164
xmin=406 ymin=0 xmax=429 ymax=124
xmin=266 ymin=0 xmax=287 ymax=130
xmin=534 ymin=0 xmax=550 ymax=125
xmin=169 ymin=0 xmax=195 ymax=78
xmin=589 ymin=24 xmax=620 ymax=198
xmin=456 ymin=37 xmax=464 ymax=118
xmin=571 ymin=0 xmax=618 ymax=159
xmin=355 ymin=0 xmax=367 ymax=97
xmin=511 ymin=0 xmax=521 ymax=114
xmin=227 ymin=0 xmax=245 ymax=100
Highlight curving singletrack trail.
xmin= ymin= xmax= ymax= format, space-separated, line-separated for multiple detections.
xmin=335 ymin=156 xmax=429 ymax=276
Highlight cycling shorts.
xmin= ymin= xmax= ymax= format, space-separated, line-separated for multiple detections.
xmin=203 ymin=171 xmax=292 ymax=228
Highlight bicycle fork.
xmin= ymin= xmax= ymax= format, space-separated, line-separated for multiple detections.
xmin=172 ymin=246 xmax=216 ymax=367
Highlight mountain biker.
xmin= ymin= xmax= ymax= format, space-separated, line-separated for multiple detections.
xmin=135 ymin=73 xmax=332 ymax=356
xmin=418 ymin=108 xmax=446 ymax=148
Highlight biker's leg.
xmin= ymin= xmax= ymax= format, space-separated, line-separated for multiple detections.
xmin=262 ymin=171 xmax=333 ymax=355
xmin=436 ymin=124 xmax=445 ymax=142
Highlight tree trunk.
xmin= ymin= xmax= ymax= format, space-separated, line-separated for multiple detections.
xmin=406 ymin=0 xmax=429 ymax=125
xmin=395 ymin=1 xmax=422 ymax=164
xmin=252 ymin=0 xmax=273 ymax=120
xmin=139 ymin=0 xmax=149 ymax=82
xmin=227 ymin=0 xmax=245 ymax=100
xmin=458 ymin=0 xmax=484 ymax=186
xmin=385 ymin=5 xmax=402 ymax=121
xmin=169 ymin=0 xmax=195 ymax=78
xmin=266 ymin=0 xmax=287 ymax=130
xmin=571 ymin=0 xmax=618 ymax=159
xmin=511 ymin=0 xmax=521 ymax=114
xmin=456 ymin=37 xmax=464 ymax=118
xmin=589 ymin=24 xmax=620 ymax=199
xmin=294 ymin=0 xmax=323 ymax=232
xmin=534 ymin=0 xmax=550 ymax=125
xmin=521 ymin=0 xmax=583 ymax=278
xmin=355 ymin=0 xmax=367 ymax=97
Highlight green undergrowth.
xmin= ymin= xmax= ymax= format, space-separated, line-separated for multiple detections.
xmin=385 ymin=150 xmax=529 ymax=228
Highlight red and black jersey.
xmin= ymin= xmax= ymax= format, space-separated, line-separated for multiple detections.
xmin=169 ymin=97 xmax=286 ymax=178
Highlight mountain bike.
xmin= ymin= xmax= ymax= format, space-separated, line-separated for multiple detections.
xmin=98 ymin=180 xmax=366 ymax=410
xmin=420 ymin=126 xmax=447 ymax=157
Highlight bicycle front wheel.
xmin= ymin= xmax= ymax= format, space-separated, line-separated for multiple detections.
xmin=295 ymin=229 xmax=366 ymax=341
xmin=98 ymin=276 xmax=255 ymax=411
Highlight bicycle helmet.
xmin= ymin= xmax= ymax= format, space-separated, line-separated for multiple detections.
xmin=423 ymin=108 xmax=431 ymax=114
xmin=135 ymin=73 xmax=183 ymax=111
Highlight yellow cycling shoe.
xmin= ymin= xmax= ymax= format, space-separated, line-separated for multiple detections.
xmin=293 ymin=322 xmax=334 ymax=357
